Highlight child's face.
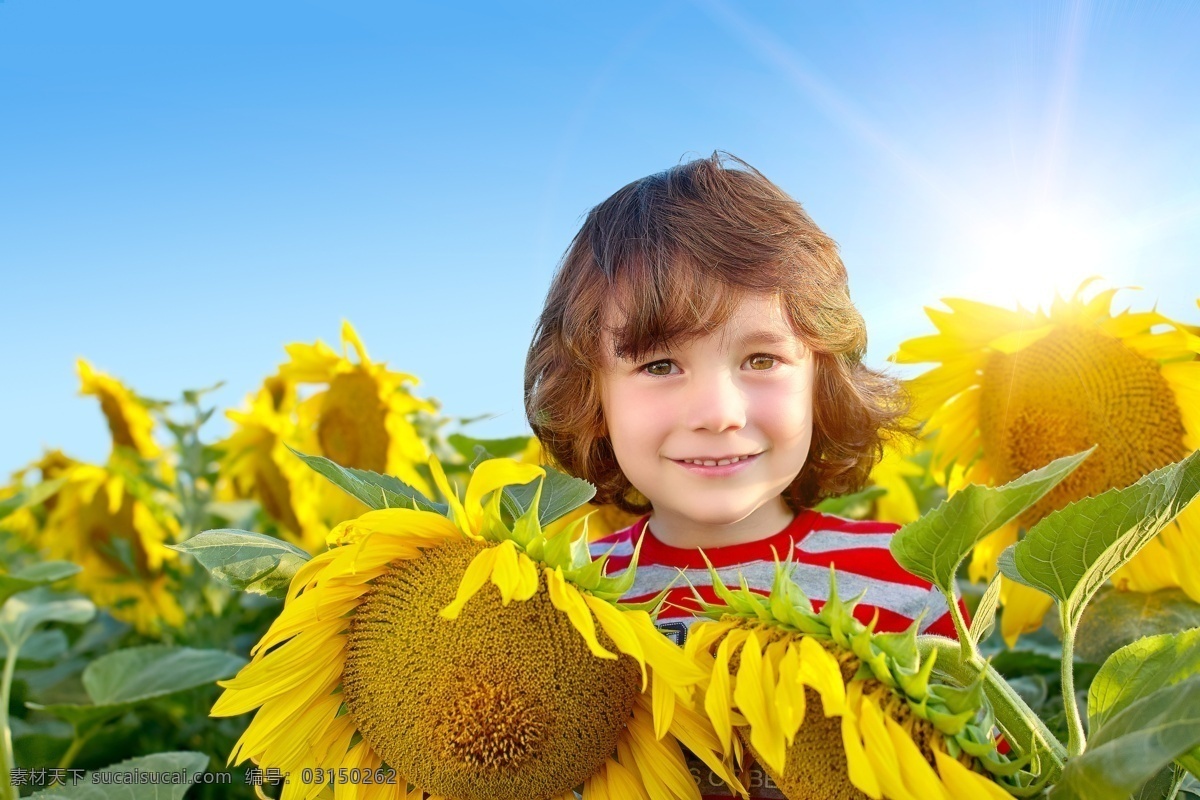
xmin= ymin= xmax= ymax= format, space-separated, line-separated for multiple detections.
xmin=598 ymin=293 xmax=815 ymax=539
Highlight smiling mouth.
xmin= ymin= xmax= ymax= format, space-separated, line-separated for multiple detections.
xmin=675 ymin=454 xmax=760 ymax=467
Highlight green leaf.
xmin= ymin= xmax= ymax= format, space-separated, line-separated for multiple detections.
xmin=1067 ymin=587 xmax=1200 ymax=665
xmin=0 ymin=561 xmax=81 ymax=607
xmin=447 ymin=433 xmax=532 ymax=461
xmin=29 ymin=645 xmax=246 ymax=737
xmin=3 ymin=628 xmax=68 ymax=664
xmin=169 ymin=529 xmax=310 ymax=598
xmin=0 ymin=477 xmax=65 ymax=521
xmin=891 ymin=449 xmax=1090 ymax=594
xmin=0 ymin=588 xmax=95 ymax=648
xmin=288 ymin=445 xmax=447 ymax=514
xmin=501 ymin=464 xmax=595 ymax=528
xmin=1089 ymin=628 xmax=1200 ymax=773
xmin=1051 ymin=675 xmax=1200 ymax=800
xmin=970 ymin=572 xmax=1003 ymax=645
xmin=814 ymin=485 xmax=886 ymax=518
xmin=29 ymin=751 xmax=210 ymax=799
xmin=83 ymin=645 xmax=246 ymax=704
xmin=999 ymin=450 xmax=1200 ymax=631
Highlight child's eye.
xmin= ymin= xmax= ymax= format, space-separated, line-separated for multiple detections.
xmin=642 ymin=360 xmax=676 ymax=376
xmin=746 ymin=354 xmax=778 ymax=371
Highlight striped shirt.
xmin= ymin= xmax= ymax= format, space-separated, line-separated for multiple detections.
xmin=591 ymin=510 xmax=961 ymax=642
xmin=590 ymin=511 xmax=966 ymax=800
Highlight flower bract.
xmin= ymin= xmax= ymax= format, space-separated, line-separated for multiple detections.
xmin=685 ymin=562 xmax=1025 ymax=800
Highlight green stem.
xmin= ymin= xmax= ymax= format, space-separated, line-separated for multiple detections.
xmin=1 ymin=643 xmax=20 ymax=800
xmin=945 ymin=590 xmax=977 ymax=664
xmin=1060 ymin=609 xmax=1086 ymax=758
xmin=919 ymin=635 xmax=1066 ymax=780
xmin=56 ymin=734 xmax=87 ymax=771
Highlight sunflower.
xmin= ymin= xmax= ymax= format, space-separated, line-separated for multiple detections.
xmin=865 ymin=439 xmax=926 ymax=526
xmin=220 ymin=377 xmax=328 ymax=552
xmin=894 ymin=283 xmax=1200 ymax=644
xmin=686 ymin=563 xmax=1020 ymax=800
xmin=279 ymin=322 xmax=435 ymax=501
xmin=77 ymin=358 xmax=161 ymax=459
xmin=212 ymin=456 xmax=739 ymax=800
xmin=38 ymin=457 xmax=184 ymax=634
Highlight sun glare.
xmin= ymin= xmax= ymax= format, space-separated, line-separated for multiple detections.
xmin=954 ymin=205 xmax=1111 ymax=310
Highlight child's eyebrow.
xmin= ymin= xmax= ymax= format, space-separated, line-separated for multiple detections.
xmin=735 ymin=331 xmax=799 ymax=349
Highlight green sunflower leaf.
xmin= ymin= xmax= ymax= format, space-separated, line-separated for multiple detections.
xmin=28 ymin=751 xmax=210 ymax=799
xmin=998 ymin=449 xmax=1200 ymax=632
xmin=0 ymin=477 xmax=65 ymax=522
xmin=29 ymin=646 xmax=246 ymax=739
xmin=501 ymin=464 xmax=595 ymax=528
xmin=1088 ymin=628 xmax=1200 ymax=774
xmin=288 ymin=445 xmax=447 ymax=514
xmin=170 ymin=529 xmax=310 ymax=598
xmin=0 ymin=588 xmax=95 ymax=649
xmin=970 ymin=572 xmax=1003 ymax=645
xmin=814 ymin=485 xmax=885 ymax=518
xmin=448 ymin=433 xmax=532 ymax=461
xmin=890 ymin=448 xmax=1090 ymax=595
xmin=0 ymin=561 xmax=81 ymax=608
xmin=1050 ymin=675 xmax=1200 ymax=800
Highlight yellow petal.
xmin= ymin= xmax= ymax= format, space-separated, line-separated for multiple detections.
xmin=934 ymin=749 xmax=1013 ymax=800
xmin=884 ymin=714 xmax=951 ymax=800
xmin=841 ymin=684 xmax=882 ymax=799
xmin=624 ymin=700 xmax=697 ymax=800
xmin=583 ymin=594 xmax=648 ymax=689
xmin=340 ymin=320 xmax=370 ymax=364
xmin=999 ymin=578 xmax=1055 ymax=647
xmin=625 ymin=608 xmax=708 ymax=689
xmin=663 ymin=696 xmax=745 ymax=797
xmin=651 ymin=671 xmax=676 ymax=741
xmin=733 ymin=631 xmax=784 ymax=774
xmin=427 ymin=456 xmax=469 ymax=534
xmin=858 ymin=694 xmax=918 ymax=800
xmin=440 ymin=545 xmax=499 ymax=619
xmin=545 ymin=567 xmax=615 ymax=659
xmin=489 ymin=540 xmax=524 ymax=604
xmin=463 ymin=458 xmax=544 ymax=530
xmin=798 ymin=636 xmax=846 ymax=716
xmin=775 ymin=642 xmax=807 ymax=745
xmin=704 ymin=634 xmax=736 ymax=756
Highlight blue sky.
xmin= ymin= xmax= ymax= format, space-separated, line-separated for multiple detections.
xmin=3 ymin=1 xmax=1199 ymax=474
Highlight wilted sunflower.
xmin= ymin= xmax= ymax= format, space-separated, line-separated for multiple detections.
xmin=77 ymin=358 xmax=161 ymax=459
xmin=279 ymin=322 xmax=434 ymax=500
xmin=894 ymin=284 xmax=1200 ymax=643
xmin=220 ymin=377 xmax=328 ymax=552
xmin=213 ymin=456 xmax=738 ymax=800
xmin=39 ymin=459 xmax=183 ymax=633
xmin=686 ymin=565 xmax=1020 ymax=800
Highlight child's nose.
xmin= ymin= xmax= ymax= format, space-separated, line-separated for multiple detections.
xmin=685 ymin=371 xmax=747 ymax=433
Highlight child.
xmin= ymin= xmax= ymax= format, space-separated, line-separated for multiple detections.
xmin=524 ymin=153 xmax=963 ymax=798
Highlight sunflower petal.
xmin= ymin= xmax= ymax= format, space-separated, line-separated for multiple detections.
xmin=583 ymin=593 xmax=648 ymax=689
xmin=841 ymin=684 xmax=882 ymax=799
xmin=934 ymin=749 xmax=1013 ymax=800
xmin=798 ymin=635 xmax=846 ymax=716
xmin=884 ymin=714 xmax=951 ymax=800
xmin=545 ymin=567 xmax=616 ymax=659
xmin=440 ymin=545 xmax=498 ymax=619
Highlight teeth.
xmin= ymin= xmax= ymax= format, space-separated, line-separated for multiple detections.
xmin=683 ymin=456 xmax=750 ymax=466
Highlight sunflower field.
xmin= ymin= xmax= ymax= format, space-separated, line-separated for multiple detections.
xmin=3 ymin=286 xmax=1200 ymax=800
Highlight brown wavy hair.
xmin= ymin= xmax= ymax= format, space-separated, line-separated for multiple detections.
xmin=524 ymin=152 xmax=910 ymax=514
